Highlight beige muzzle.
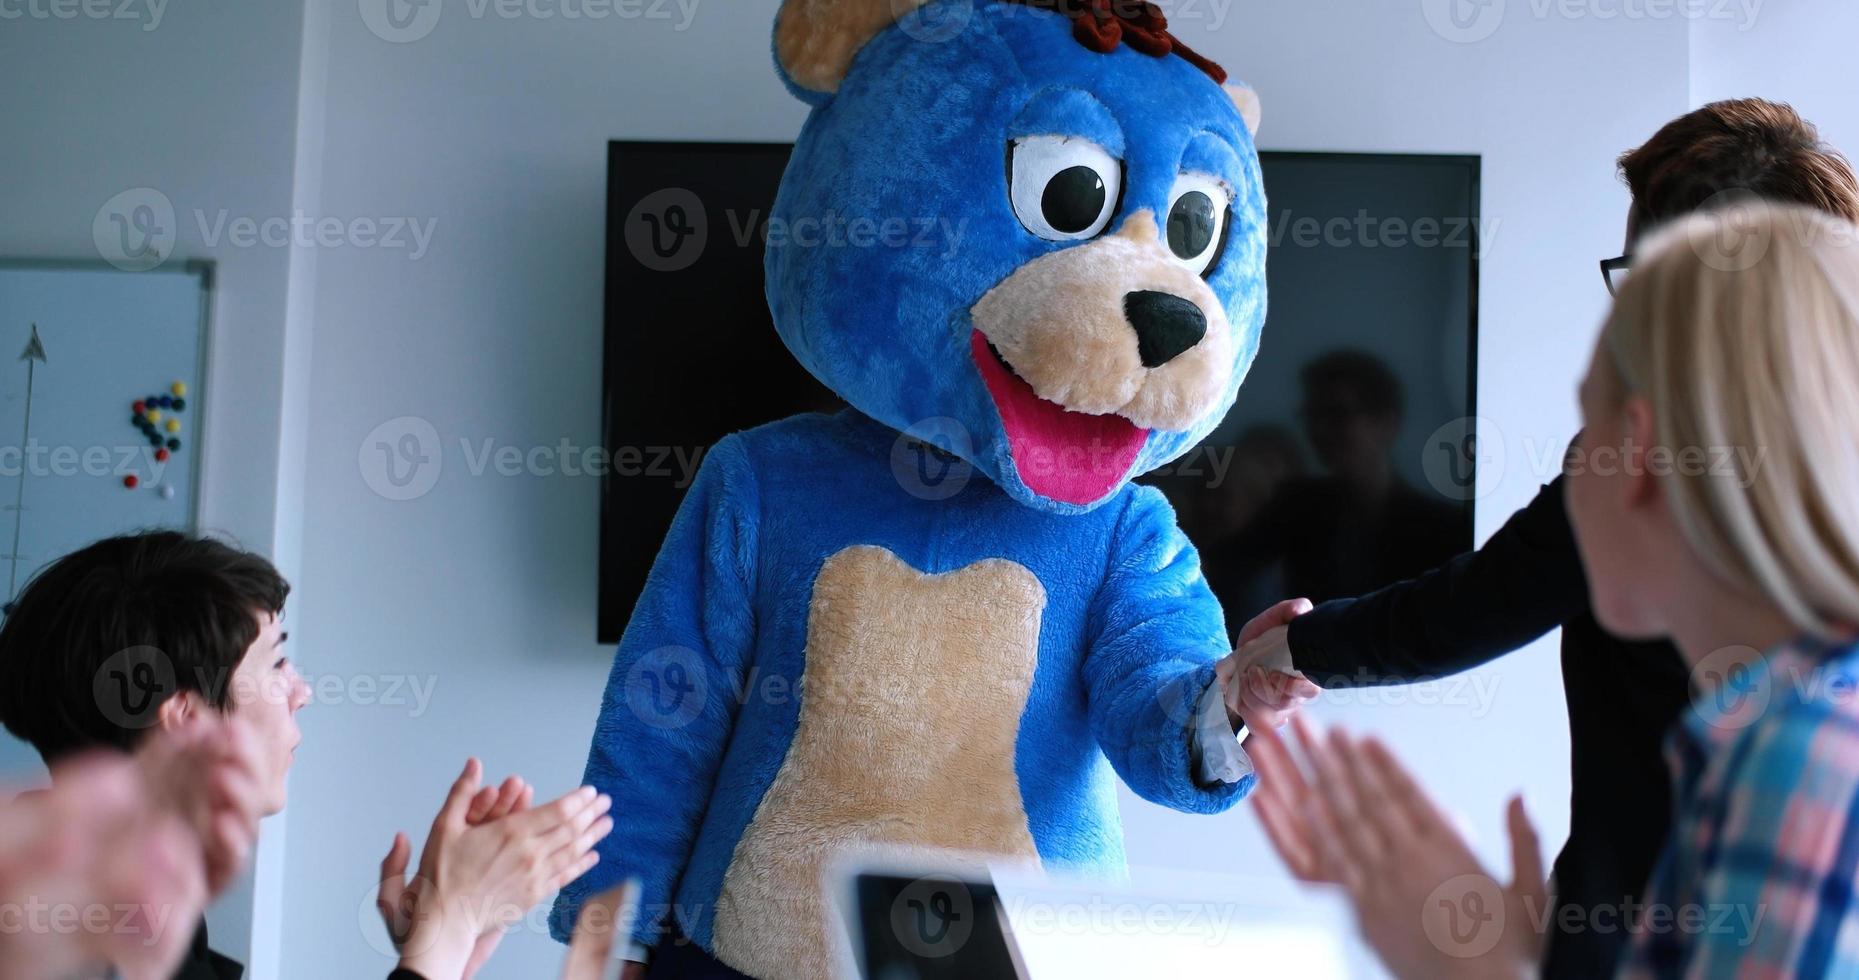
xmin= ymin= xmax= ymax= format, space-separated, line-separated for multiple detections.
xmin=969 ymin=209 xmax=1234 ymax=432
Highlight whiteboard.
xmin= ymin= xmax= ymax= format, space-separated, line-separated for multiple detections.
xmin=0 ymin=260 xmax=211 ymax=610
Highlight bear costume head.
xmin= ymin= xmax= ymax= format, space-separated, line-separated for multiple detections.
xmin=765 ymin=0 xmax=1267 ymax=513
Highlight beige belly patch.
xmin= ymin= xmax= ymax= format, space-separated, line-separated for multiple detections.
xmin=710 ymin=545 xmax=1045 ymax=979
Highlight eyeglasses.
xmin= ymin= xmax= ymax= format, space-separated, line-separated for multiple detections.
xmin=1601 ymin=254 xmax=1632 ymax=296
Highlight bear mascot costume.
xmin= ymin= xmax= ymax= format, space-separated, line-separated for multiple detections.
xmin=553 ymin=1 xmax=1269 ymax=975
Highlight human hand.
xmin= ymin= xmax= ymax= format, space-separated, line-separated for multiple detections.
xmin=134 ymin=713 xmax=268 ymax=897
xmin=460 ymin=774 xmax=533 ymax=978
xmin=1250 ymin=718 xmax=1545 ymax=980
xmin=380 ymin=760 xmax=612 ymax=980
xmin=380 ymin=770 xmax=535 ymax=979
xmin=560 ymin=878 xmax=641 ymax=980
xmin=1214 ymin=598 xmax=1320 ymax=732
xmin=1241 ymin=711 xmax=1332 ymax=884
xmin=0 ymin=746 xmax=213 ymax=980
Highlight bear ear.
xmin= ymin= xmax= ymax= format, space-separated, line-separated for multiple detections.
xmin=1224 ymin=83 xmax=1262 ymax=137
xmin=776 ymin=0 xmax=934 ymax=98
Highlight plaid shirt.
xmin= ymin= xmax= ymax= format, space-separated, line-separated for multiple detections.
xmin=1618 ymin=636 xmax=1859 ymax=979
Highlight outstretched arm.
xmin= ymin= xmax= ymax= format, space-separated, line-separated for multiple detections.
xmin=1084 ymin=485 xmax=1252 ymax=812
xmin=548 ymin=435 xmax=762 ymax=953
xmin=1287 ymin=476 xmax=1587 ymax=688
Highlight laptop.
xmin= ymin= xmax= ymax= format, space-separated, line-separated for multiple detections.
xmin=836 ymin=853 xmax=1357 ymax=980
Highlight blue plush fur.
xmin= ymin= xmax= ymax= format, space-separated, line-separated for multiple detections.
xmin=552 ymin=0 xmax=1268 ymax=966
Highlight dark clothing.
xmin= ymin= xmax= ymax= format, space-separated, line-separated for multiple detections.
xmin=170 ymin=921 xmax=241 ymax=980
xmin=170 ymin=918 xmax=427 ymax=980
xmin=1284 ymin=476 xmax=1693 ymax=978
xmin=1550 ymin=615 xmax=1692 ymax=977
xmin=645 ymin=921 xmax=752 ymax=979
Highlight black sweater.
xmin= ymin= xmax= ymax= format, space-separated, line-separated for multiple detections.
xmin=1283 ymin=476 xmax=1693 ymax=978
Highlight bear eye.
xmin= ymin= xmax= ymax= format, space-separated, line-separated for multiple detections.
xmin=1008 ymin=136 xmax=1122 ymax=242
xmin=1165 ymin=173 xmax=1231 ymax=277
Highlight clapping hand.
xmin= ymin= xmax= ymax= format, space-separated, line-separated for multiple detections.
xmin=378 ymin=769 xmax=536 ymax=979
xmin=377 ymin=760 xmax=613 ymax=980
xmin=0 ymin=714 xmax=266 ymax=980
xmin=1247 ymin=717 xmax=1546 ymax=980
xmin=135 ymin=713 xmax=268 ymax=896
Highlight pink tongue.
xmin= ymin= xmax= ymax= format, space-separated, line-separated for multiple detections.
xmin=970 ymin=330 xmax=1148 ymax=506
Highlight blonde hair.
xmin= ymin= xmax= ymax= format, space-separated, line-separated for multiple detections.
xmin=1603 ymin=203 xmax=1859 ymax=635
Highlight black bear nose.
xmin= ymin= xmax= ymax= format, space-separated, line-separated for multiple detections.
xmin=1124 ymin=290 xmax=1207 ymax=368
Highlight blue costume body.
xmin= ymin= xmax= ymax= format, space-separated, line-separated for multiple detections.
xmin=554 ymin=3 xmax=1270 ymax=975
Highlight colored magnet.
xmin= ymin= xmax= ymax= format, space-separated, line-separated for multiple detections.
xmin=155 ymin=448 xmax=170 ymax=462
xmin=123 ymin=475 xmax=139 ymax=489
xmin=166 ymin=438 xmax=181 ymax=451
xmin=164 ymin=419 xmax=180 ymax=434
xmin=171 ymin=381 xmax=187 ymax=397
xmin=146 ymin=409 xmax=162 ymax=423
xmin=159 ymin=485 xmax=176 ymax=500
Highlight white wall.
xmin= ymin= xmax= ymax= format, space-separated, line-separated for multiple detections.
xmin=1691 ymin=1 xmax=1859 ymax=153
xmin=25 ymin=1 xmax=1848 ymax=977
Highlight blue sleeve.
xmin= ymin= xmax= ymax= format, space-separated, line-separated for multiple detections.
xmin=549 ymin=435 xmax=760 ymax=949
xmin=1084 ymin=484 xmax=1251 ymax=813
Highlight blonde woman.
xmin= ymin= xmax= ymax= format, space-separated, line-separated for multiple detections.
xmin=1249 ymin=203 xmax=1859 ymax=978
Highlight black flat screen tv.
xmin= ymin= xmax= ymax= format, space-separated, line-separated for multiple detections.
xmin=598 ymin=142 xmax=1479 ymax=643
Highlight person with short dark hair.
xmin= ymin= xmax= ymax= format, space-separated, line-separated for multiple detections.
xmin=0 ymin=533 xmax=300 ymax=979
xmin=1619 ymin=98 xmax=1859 ymax=233
xmin=0 ymin=531 xmax=295 ymax=767
xmin=1223 ymin=98 xmax=1859 ymax=977
xmin=0 ymin=532 xmax=613 ymax=980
